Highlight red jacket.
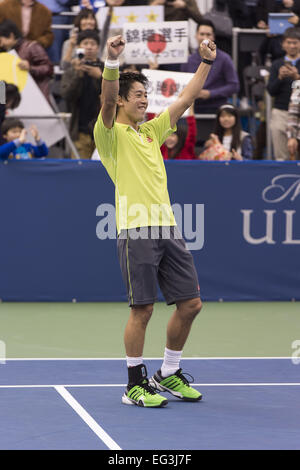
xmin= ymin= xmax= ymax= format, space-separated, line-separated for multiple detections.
xmin=161 ymin=115 xmax=197 ymax=160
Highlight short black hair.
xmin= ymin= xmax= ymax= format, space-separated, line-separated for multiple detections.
xmin=5 ymin=83 xmax=21 ymax=109
xmin=119 ymin=72 xmax=148 ymax=101
xmin=283 ymin=27 xmax=300 ymax=41
xmin=0 ymin=19 xmax=22 ymax=40
xmin=1 ymin=118 xmax=24 ymax=136
xmin=74 ymin=7 xmax=98 ymax=31
xmin=77 ymin=29 xmax=100 ymax=46
xmin=196 ymin=19 xmax=216 ymax=34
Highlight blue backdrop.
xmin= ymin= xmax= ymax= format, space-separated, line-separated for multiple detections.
xmin=0 ymin=159 xmax=299 ymax=302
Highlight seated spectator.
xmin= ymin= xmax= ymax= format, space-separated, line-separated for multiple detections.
xmin=0 ymin=0 xmax=53 ymax=50
xmin=0 ymin=83 xmax=21 ymax=145
xmin=199 ymin=104 xmax=253 ymax=160
xmin=149 ymin=0 xmax=202 ymax=23
xmin=38 ymin=0 xmax=73 ymax=64
xmin=0 ymin=20 xmax=54 ymax=102
xmin=0 ymin=118 xmax=48 ymax=160
xmin=60 ymin=30 xmax=103 ymax=159
xmin=267 ymin=26 xmax=300 ymax=160
xmin=160 ymin=106 xmax=197 ymax=160
xmin=181 ymin=20 xmax=240 ymax=115
xmin=286 ymin=79 xmax=300 ymax=159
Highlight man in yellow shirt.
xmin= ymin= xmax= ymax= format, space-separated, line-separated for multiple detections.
xmin=94 ymin=35 xmax=216 ymax=408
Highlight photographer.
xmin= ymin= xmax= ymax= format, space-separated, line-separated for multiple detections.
xmin=60 ymin=30 xmax=103 ymax=159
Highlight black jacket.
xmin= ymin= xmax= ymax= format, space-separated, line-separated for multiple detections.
xmin=267 ymin=56 xmax=300 ymax=110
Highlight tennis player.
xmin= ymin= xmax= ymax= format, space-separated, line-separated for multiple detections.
xmin=94 ymin=35 xmax=216 ymax=407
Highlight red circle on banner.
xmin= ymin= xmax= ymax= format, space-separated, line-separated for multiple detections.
xmin=147 ymin=33 xmax=167 ymax=54
xmin=161 ymin=78 xmax=177 ymax=97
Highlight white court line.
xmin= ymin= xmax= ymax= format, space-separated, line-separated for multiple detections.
xmin=3 ymin=357 xmax=293 ymax=361
xmin=54 ymin=385 xmax=122 ymax=451
xmin=1 ymin=383 xmax=300 ymax=388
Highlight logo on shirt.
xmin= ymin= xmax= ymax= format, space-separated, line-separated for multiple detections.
xmin=146 ymin=136 xmax=153 ymax=143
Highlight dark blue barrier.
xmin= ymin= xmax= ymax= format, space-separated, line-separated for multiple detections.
xmin=0 ymin=159 xmax=299 ymax=302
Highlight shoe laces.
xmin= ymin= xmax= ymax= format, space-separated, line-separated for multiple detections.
xmin=138 ymin=379 xmax=156 ymax=395
xmin=175 ymin=369 xmax=195 ymax=386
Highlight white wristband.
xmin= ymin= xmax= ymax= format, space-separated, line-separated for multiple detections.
xmin=104 ymin=59 xmax=120 ymax=69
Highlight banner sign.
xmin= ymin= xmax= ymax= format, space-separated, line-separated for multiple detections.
xmin=96 ymin=5 xmax=164 ymax=29
xmin=0 ymin=51 xmax=65 ymax=147
xmin=142 ymin=69 xmax=194 ymax=115
xmin=0 ymin=160 xmax=299 ymax=302
xmin=123 ymin=21 xmax=189 ymax=64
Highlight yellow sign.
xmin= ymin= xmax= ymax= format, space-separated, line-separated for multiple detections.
xmin=0 ymin=52 xmax=28 ymax=92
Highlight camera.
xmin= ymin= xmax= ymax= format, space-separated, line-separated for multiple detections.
xmin=76 ymin=48 xmax=85 ymax=60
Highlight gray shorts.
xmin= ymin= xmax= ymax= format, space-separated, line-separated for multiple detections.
xmin=117 ymin=226 xmax=200 ymax=307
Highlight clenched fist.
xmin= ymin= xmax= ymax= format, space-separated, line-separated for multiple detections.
xmin=107 ymin=35 xmax=126 ymax=61
xmin=199 ymin=40 xmax=217 ymax=62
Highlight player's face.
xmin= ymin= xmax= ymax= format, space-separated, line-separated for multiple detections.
xmin=4 ymin=127 xmax=23 ymax=142
xmin=165 ymin=133 xmax=179 ymax=149
xmin=219 ymin=111 xmax=236 ymax=130
xmin=123 ymin=82 xmax=148 ymax=122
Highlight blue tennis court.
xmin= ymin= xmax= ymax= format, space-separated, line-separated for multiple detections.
xmin=0 ymin=358 xmax=299 ymax=450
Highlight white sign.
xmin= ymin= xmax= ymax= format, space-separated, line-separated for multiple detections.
xmin=96 ymin=5 xmax=164 ymax=29
xmin=0 ymin=51 xmax=65 ymax=147
xmin=124 ymin=21 xmax=189 ymax=65
xmin=142 ymin=69 xmax=194 ymax=116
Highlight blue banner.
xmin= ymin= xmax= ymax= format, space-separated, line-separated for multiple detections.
xmin=0 ymin=160 xmax=299 ymax=302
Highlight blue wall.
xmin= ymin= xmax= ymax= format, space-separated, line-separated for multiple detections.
xmin=0 ymin=159 xmax=299 ymax=302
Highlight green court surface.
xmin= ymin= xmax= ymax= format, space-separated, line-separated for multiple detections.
xmin=0 ymin=302 xmax=299 ymax=358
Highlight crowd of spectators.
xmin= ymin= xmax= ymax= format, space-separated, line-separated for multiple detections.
xmin=1 ymin=0 xmax=300 ymax=161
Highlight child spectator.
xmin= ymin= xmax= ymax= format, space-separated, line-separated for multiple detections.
xmin=0 ymin=118 xmax=48 ymax=160
xmin=199 ymin=104 xmax=253 ymax=160
xmin=160 ymin=106 xmax=197 ymax=160
xmin=0 ymin=83 xmax=21 ymax=145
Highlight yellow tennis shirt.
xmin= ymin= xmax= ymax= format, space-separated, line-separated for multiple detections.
xmin=94 ymin=109 xmax=177 ymax=234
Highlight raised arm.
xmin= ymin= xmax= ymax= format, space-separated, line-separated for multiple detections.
xmin=168 ymin=40 xmax=216 ymax=128
xmin=101 ymin=35 xmax=125 ymax=129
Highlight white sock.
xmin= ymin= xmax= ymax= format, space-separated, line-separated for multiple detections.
xmin=161 ymin=348 xmax=182 ymax=378
xmin=126 ymin=356 xmax=143 ymax=368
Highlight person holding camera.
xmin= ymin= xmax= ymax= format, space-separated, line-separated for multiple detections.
xmin=267 ymin=27 xmax=300 ymax=160
xmin=60 ymin=29 xmax=103 ymax=159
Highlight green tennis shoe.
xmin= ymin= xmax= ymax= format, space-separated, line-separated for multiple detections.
xmin=122 ymin=379 xmax=168 ymax=408
xmin=149 ymin=369 xmax=202 ymax=402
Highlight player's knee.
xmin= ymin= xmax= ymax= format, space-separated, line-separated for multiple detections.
xmin=131 ymin=304 xmax=153 ymax=327
xmin=188 ymin=298 xmax=202 ymax=318
xmin=178 ymin=298 xmax=202 ymax=321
